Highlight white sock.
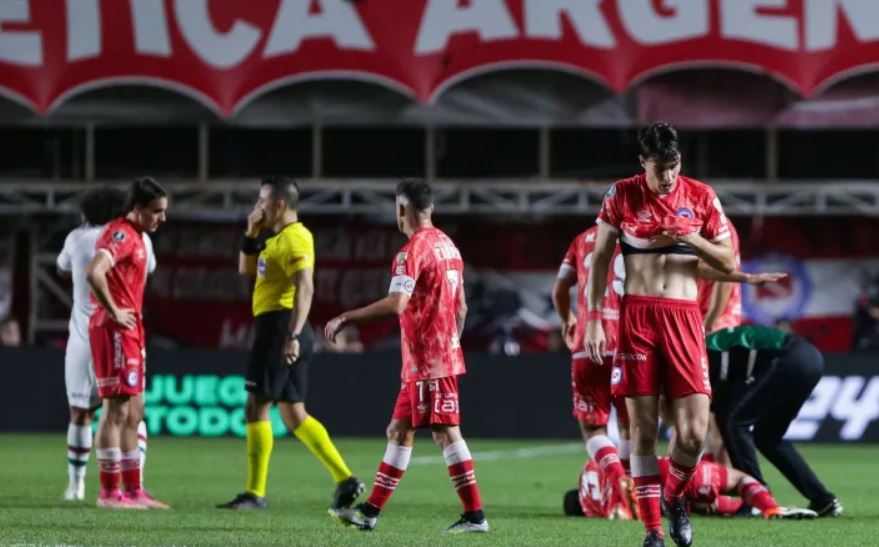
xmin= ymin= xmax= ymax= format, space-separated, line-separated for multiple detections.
xmin=382 ymin=443 xmax=413 ymax=470
xmin=585 ymin=435 xmax=615 ymax=461
xmin=137 ymin=420 xmax=148 ymax=481
xmin=442 ymin=440 xmax=473 ymax=466
xmin=67 ymin=424 xmax=92 ymax=486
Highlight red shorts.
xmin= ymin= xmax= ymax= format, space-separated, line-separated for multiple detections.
xmin=572 ymin=356 xmax=629 ymax=426
xmin=685 ymin=461 xmax=729 ymax=505
xmin=89 ymin=324 xmax=145 ymax=398
xmin=611 ymin=295 xmax=711 ymax=400
xmin=392 ymin=376 xmax=461 ymax=429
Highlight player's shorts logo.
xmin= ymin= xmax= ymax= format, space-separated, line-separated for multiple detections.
xmin=611 ymin=367 xmax=623 ymax=385
xmin=675 ymin=207 xmax=694 ymax=218
xmin=126 ymin=370 xmax=139 ymax=387
xmin=257 ymin=258 xmax=267 ymax=277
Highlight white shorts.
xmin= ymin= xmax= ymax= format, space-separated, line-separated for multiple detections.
xmin=65 ymin=334 xmax=100 ymax=410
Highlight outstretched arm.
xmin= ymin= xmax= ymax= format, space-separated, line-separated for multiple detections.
xmin=325 ymin=293 xmax=410 ymax=343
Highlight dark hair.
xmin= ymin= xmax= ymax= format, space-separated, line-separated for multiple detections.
xmin=396 ymin=178 xmax=433 ymax=212
xmin=80 ymin=186 xmax=128 ymax=226
xmin=261 ymin=176 xmax=300 ymax=210
xmin=128 ymin=176 xmax=168 ymax=210
xmin=638 ymin=123 xmax=681 ymax=164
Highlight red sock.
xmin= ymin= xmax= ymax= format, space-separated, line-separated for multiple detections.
xmin=634 ymin=475 xmax=663 ymax=534
xmin=715 ymin=495 xmax=744 ymax=515
xmin=663 ymin=452 xmax=698 ymax=503
xmin=448 ymin=460 xmax=483 ymax=512
xmin=366 ymin=461 xmax=405 ymax=510
xmin=739 ymin=478 xmax=778 ymax=514
xmin=96 ymin=448 xmax=121 ymax=496
xmin=595 ymin=446 xmax=626 ymax=484
xmin=121 ymin=450 xmax=141 ymax=493
xmin=631 ymin=455 xmax=662 ymax=536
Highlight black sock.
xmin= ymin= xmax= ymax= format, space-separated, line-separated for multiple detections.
xmin=361 ymin=503 xmax=380 ymax=518
xmin=463 ymin=510 xmax=485 ymax=523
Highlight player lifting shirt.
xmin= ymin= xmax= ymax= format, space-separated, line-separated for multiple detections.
xmin=326 ymin=178 xmax=488 ymax=534
xmin=584 ymin=123 xmax=736 ymax=547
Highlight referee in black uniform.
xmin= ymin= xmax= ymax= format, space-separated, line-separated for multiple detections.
xmin=707 ymin=325 xmax=842 ymax=517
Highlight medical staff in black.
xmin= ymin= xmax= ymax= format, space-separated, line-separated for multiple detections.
xmin=707 ymin=325 xmax=842 ymax=517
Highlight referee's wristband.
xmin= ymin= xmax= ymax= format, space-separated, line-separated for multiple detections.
xmin=241 ymin=236 xmax=260 ymax=255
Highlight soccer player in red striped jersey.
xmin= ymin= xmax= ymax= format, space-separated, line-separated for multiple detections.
xmin=86 ymin=178 xmax=169 ymax=510
xmin=552 ymin=225 xmax=632 ymax=519
xmin=326 ymin=178 xmax=488 ymax=534
xmin=584 ymin=124 xmax=736 ymax=547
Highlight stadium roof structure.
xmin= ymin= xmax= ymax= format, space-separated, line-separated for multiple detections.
xmin=3 ymin=179 xmax=878 ymax=217
xmin=3 ymin=69 xmax=879 ymax=129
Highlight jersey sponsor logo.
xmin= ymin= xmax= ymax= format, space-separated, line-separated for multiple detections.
xmin=787 ymin=375 xmax=879 ymax=442
xmin=257 ymin=257 xmax=267 ymax=277
xmin=126 ymin=370 xmax=139 ymax=387
xmin=636 ymin=210 xmax=652 ymax=221
xmin=742 ymin=253 xmax=811 ymax=325
xmin=675 ymin=207 xmax=694 ymax=218
xmin=617 ymin=352 xmax=647 ymax=362
xmin=611 ymin=366 xmax=623 ymax=385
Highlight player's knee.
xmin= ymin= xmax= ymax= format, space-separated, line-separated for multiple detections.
xmin=69 ymin=407 xmax=93 ymax=426
xmin=245 ymin=396 xmax=270 ymax=422
xmin=385 ymin=424 xmax=409 ymax=445
xmin=676 ymin=424 xmax=707 ymax=455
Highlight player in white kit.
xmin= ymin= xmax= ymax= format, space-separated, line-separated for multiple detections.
xmin=57 ymin=187 xmax=156 ymax=501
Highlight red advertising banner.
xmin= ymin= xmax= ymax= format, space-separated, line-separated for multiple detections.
xmin=3 ymin=0 xmax=879 ymax=116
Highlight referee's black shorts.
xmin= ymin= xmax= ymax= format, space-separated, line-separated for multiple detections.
xmin=245 ymin=309 xmax=315 ymax=403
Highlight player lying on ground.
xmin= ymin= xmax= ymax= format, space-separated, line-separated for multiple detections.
xmin=326 ymin=178 xmax=488 ymax=534
xmin=218 ymin=177 xmax=363 ymax=513
xmin=563 ymin=456 xmax=816 ymax=520
xmin=57 ymin=187 xmax=156 ymax=501
xmin=552 ymin=225 xmax=632 ymax=519
xmin=85 ymin=177 xmax=169 ymax=509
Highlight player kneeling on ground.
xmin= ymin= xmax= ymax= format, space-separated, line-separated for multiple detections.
xmin=707 ymin=325 xmax=842 ymax=517
xmin=564 ymin=456 xmax=816 ymax=520
xmin=326 ymin=178 xmax=488 ymax=534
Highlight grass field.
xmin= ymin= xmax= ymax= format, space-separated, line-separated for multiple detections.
xmin=0 ymin=435 xmax=876 ymax=546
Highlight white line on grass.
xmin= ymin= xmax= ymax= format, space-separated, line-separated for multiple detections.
xmin=409 ymin=443 xmax=583 ymax=465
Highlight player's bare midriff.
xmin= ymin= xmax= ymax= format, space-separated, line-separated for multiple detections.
xmin=623 ymin=251 xmax=699 ymax=301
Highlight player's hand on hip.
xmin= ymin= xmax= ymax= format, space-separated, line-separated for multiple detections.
xmin=584 ymin=320 xmax=605 ymax=365
xmin=282 ymin=339 xmax=300 ymax=366
xmin=111 ymin=308 xmax=137 ymax=330
xmin=562 ymin=317 xmax=577 ymax=351
xmin=746 ymin=271 xmax=788 ymax=287
xmin=324 ymin=316 xmax=346 ymax=344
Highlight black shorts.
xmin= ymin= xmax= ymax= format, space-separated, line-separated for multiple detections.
xmin=246 ymin=310 xmax=315 ymax=403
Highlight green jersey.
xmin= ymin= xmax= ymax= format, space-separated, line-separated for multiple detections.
xmin=706 ymin=325 xmax=788 ymax=353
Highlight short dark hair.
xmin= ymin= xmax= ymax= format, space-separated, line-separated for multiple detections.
xmin=638 ymin=123 xmax=681 ymax=164
xmin=396 ymin=178 xmax=432 ymax=212
xmin=261 ymin=176 xmax=300 ymax=210
xmin=128 ymin=176 xmax=168 ymax=210
xmin=80 ymin=186 xmax=128 ymax=226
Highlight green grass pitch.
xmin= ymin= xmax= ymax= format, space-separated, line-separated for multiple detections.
xmin=0 ymin=435 xmax=876 ymax=546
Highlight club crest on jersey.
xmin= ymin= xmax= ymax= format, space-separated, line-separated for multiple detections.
xmin=675 ymin=207 xmax=694 ymax=218
xmin=396 ymin=252 xmax=408 ymax=265
xmin=112 ymin=230 xmax=126 ymax=241
xmin=257 ymin=257 xmax=267 ymax=277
